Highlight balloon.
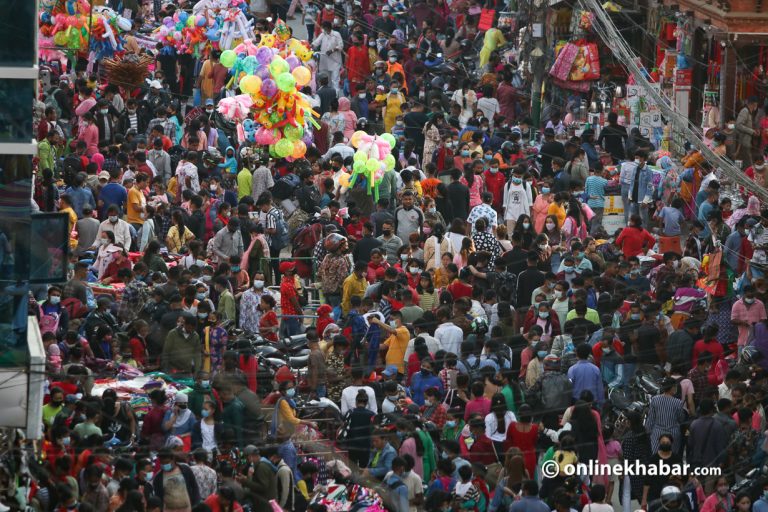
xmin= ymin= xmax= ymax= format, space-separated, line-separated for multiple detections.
xmin=292 ymin=140 xmax=307 ymax=158
xmin=163 ymin=16 xmax=174 ymax=27
xmin=206 ymin=28 xmax=220 ymax=41
xmin=380 ymin=133 xmax=396 ymax=149
xmin=186 ymin=15 xmax=195 ymax=27
xmin=366 ymin=159 xmax=379 ymax=172
xmin=269 ymin=145 xmax=279 ymax=158
xmin=291 ymin=66 xmax=311 ymax=87
xmin=269 ymin=56 xmax=289 ymax=78
xmin=350 ymin=131 xmax=367 ymax=148
xmin=284 ymin=124 xmax=304 ymax=141
xmin=158 ymin=26 xmax=169 ymax=37
xmin=256 ymin=66 xmax=271 ymax=80
xmin=175 ymin=22 xmax=184 ymax=30
xmin=285 ymin=56 xmax=301 ymax=71
xmin=260 ymin=78 xmax=278 ymax=98
xmin=255 ymin=46 xmax=273 ymax=65
xmin=275 ymin=138 xmax=294 ymax=158
xmin=339 ymin=173 xmax=351 ymax=187
xmin=173 ymin=32 xmax=183 ymax=41
xmin=196 ymin=15 xmax=206 ymax=27
xmin=384 ymin=154 xmax=396 ymax=171
xmin=178 ymin=11 xmax=188 ymax=23
xmin=220 ymin=50 xmax=237 ymax=68
xmin=239 ymin=75 xmax=261 ymax=95
xmin=353 ymin=161 xmax=366 ymax=173
xmin=276 ymin=72 xmax=296 ymax=93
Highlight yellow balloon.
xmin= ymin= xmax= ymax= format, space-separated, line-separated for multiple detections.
xmin=239 ymin=75 xmax=261 ymax=95
xmin=292 ymin=66 xmax=311 ymax=87
xmin=350 ymin=130 xmax=366 ymax=148
xmin=339 ymin=173 xmax=350 ymax=187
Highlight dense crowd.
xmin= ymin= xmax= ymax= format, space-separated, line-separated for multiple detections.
xmin=24 ymin=1 xmax=768 ymax=512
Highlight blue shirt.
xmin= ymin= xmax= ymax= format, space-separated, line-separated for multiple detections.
xmin=753 ymin=497 xmax=768 ymax=512
xmin=510 ymin=496 xmax=551 ymax=512
xmin=279 ymin=440 xmax=300 ymax=481
xmin=567 ymin=359 xmax=604 ymax=406
xmin=698 ymin=200 xmax=715 ymax=238
xmin=658 ymin=206 xmax=684 ymax=236
xmin=368 ymin=442 xmax=396 ymax=479
xmin=585 ymin=175 xmax=609 ymax=208
xmin=724 ymin=230 xmax=744 ymax=271
xmin=384 ymin=474 xmax=409 ymax=512
xmin=409 ymin=371 xmax=443 ymax=406
xmin=99 ymin=183 xmax=128 ymax=218
xmin=65 ymin=186 xmax=95 ymax=218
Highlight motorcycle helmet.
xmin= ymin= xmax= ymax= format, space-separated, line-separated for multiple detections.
xmin=742 ymin=345 xmax=763 ymax=365
xmin=275 ymin=365 xmax=296 ymax=384
xmin=660 ymin=486 xmax=683 ymax=510
xmin=543 ymin=354 xmax=561 ymax=370
xmin=356 ymin=117 xmax=369 ymax=131
xmin=471 ymin=317 xmax=488 ymax=336
xmin=323 ymin=233 xmax=347 ymax=252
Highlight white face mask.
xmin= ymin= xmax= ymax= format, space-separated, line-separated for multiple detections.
xmin=545 ymin=222 xmax=556 ymax=230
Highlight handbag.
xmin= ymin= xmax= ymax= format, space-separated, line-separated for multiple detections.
xmin=484 ymin=441 xmax=504 ymax=488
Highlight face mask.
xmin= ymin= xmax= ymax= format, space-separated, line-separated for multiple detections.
xmin=545 ymin=222 xmax=556 ymax=230
xmin=232 ymin=266 xmax=241 ymax=273
xmin=400 ymin=254 xmax=409 ymax=261
xmin=537 ymin=350 xmax=548 ymax=359
xmin=390 ymin=88 xmax=399 ymax=94
xmin=383 ymin=229 xmax=392 ymax=236
xmin=522 ymin=222 xmax=531 ymax=230
xmin=62 ymin=436 xmax=71 ymax=446
xmin=333 ymin=17 xmax=341 ymax=24
xmin=461 ymin=150 xmax=470 ymax=157
xmin=573 ymin=252 xmax=582 ymax=260
xmin=538 ymin=244 xmax=548 ymax=250
xmin=489 ymin=167 xmax=499 ymax=174
xmin=388 ymin=395 xmax=399 ymax=402
xmin=630 ymin=269 xmax=641 ymax=277
xmin=630 ymin=313 xmax=641 ymax=320
xmin=390 ymin=321 xmax=397 ymax=328
xmin=144 ymin=472 xmax=153 ymax=482
xmin=253 ymin=280 xmax=265 ymax=289
xmin=99 ymin=109 xmax=109 ymax=115
xmin=358 ymin=92 xmax=367 ymax=99
xmin=659 ymin=443 xmax=672 ymax=452
xmin=564 ymin=266 xmax=575 ymax=274
xmin=745 ymin=297 xmax=756 ymax=305
xmin=484 ymin=155 xmax=492 ymax=161
xmin=542 ymin=187 xmax=550 ymax=194
xmin=421 ymin=368 xmax=431 ymax=376
xmin=325 ymin=3 xmax=332 ymax=8
xmin=201 ymin=409 xmax=210 ymax=418
xmin=109 ymin=215 xmax=118 ymax=223
xmin=197 ymin=313 xmax=208 ymax=320
xmin=286 ymin=388 xmax=296 ymax=397
xmin=556 ymin=291 xmax=565 ymax=298
xmin=196 ymin=293 xmax=206 ymax=301
xmin=162 ymin=463 xmax=173 ymax=472
xmin=512 ymin=177 xmax=522 ymax=184
xmin=539 ymin=311 xmax=549 ymax=319
xmin=727 ymin=124 xmax=735 ymax=129
xmin=49 ymin=295 xmax=61 ymax=305
xmin=409 ymin=267 xmax=420 ymax=274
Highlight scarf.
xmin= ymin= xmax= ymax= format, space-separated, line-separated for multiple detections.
xmin=417 ymin=429 xmax=436 ymax=481
xmin=173 ymin=408 xmax=192 ymax=429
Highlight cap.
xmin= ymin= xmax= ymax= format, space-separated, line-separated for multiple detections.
xmin=174 ymin=393 xmax=188 ymax=403
xmin=126 ymin=128 xmax=137 ymax=136
xmin=279 ymin=261 xmax=296 ymax=273
xmin=166 ymin=436 xmax=184 ymax=448
xmin=123 ymin=175 xmax=135 ymax=183
xmin=98 ymin=171 xmax=110 ymax=181
xmin=205 ymin=98 xmax=215 ymax=106
xmin=382 ymin=364 xmax=398 ymax=377
xmin=747 ymin=218 xmax=760 ymax=227
xmin=244 ymin=445 xmax=259 ymax=456
xmin=388 ymin=50 xmax=398 ymax=58
xmin=148 ymin=79 xmax=162 ymax=89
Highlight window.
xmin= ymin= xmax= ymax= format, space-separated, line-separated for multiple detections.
xmin=0 ymin=0 xmax=36 ymax=67
xmin=0 ymin=79 xmax=35 ymax=143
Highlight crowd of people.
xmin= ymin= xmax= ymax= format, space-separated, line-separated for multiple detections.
xmin=25 ymin=1 xmax=768 ymax=512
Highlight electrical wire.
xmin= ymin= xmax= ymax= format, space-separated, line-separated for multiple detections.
xmin=582 ymin=0 xmax=768 ymax=203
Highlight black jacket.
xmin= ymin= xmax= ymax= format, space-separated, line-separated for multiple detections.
xmin=446 ymin=181 xmax=470 ymax=221
xmin=152 ymin=463 xmax=200 ymax=504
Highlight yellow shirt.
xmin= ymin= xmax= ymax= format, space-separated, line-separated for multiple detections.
xmin=341 ymin=273 xmax=368 ymax=315
xmin=384 ymin=325 xmax=410 ymax=373
xmin=126 ymin=187 xmax=145 ymax=225
xmin=61 ymin=206 xmax=78 ymax=249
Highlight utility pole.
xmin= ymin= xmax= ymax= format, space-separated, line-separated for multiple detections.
xmin=529 ymin=0 xmax=548 ymax=127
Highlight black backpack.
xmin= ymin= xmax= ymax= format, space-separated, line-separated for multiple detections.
xmin=540 ymin=372 xmax=573 ymax=414
xmin=461 ymin=357 xmax=483 ymax=383
xmin=494 ymin=271 xmax=518 ymax=304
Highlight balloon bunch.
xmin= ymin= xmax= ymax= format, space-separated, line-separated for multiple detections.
xmin=39 ymin=1 xmax=131 ymax=58
xmin=344 ymin=132 xmax=397 ymax=201
xmin=153 ymin=3 xmax=254 ymax=55
xmin=216 ymin=22 xmax=318 ymax=160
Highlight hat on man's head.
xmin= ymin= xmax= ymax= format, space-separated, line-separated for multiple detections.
xmin=279 ymin=261 xmax=296 ymax=273
xmin=382 ymin=365 xmax=399 ymax=377
xmin=98 ymin=171 xmax=110 ymax=181
xmin=205 ymin=98 xmax=215 ymax=106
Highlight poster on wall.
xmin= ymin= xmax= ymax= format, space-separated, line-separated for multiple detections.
xmin=626 ymin=84 xmax=664 ymax=149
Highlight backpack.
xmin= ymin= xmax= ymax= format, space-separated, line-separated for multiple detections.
xmin=38 ymin=305 xmax=61 ymax=337
xmin=272 ymin=173 xmax=302 ymax=200
xmin=461 ymin=357 xmax=483 ymax=383
xmin=45 ymin=88 xmax=62 ymax=118
xmin=61 ymin=298 xmax=88 ymax=320
xmin=494 ymin=271 xmax=517 ymax=304
xmin=540 ymin=372 xmax=573 ymax=414
xmin=62 ymin=155 xmax=83 ymax=187
xmin=268 ymin=206 xmax=290 ymax=250
xmin=168 ymin=145 xmax=185 ymax=175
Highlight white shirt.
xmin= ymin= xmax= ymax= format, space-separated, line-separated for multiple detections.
xmin=340 ymin=385 xmax=377 ymax=415
xmin=699 ymin=172 xmax=717 ymax=192
xmin=435 ymin=322 xmax=463 ymax=356
xmin=200 ymin=420 xmax=216 ymax=452
xmin=484 ymin=411 xmax=517 ymax=442
xmin=384 ymin=470 xmax=424 ymax=512
xmin=97 ymin=219 xmax=132 ymax=249
xmin=503 ymin=182 xmax=531 ymax=221
xmin=404 ymin=334 xmax=440 ymax=361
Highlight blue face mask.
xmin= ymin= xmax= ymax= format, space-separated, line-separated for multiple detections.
xmin=286 ymin=388 xmax=296 ymax=398
xmin=161 ymin=463 xmax=173 ymax=472
xmin=564 ymin=266 xmax=575 ymax=273
xmin=196 ymin=293 xmax=206 ymax=301
xmin=537 ymin=350 xmax=548 ymax=359
xmin=232 ymin=266 xmax=241 ymax=273
xmin=445 ymin=420 xmax=456 ymax=428
xmin=542 ymin=187 xmax=550 ymax=194
xmin=461 ymin=150 xmax=470 ymax=157
xmin=539 ymin=311 xmax=549 ymax=319
xmin=630 ymin=313 xmax=641 ymax=321
xmin=512 ymin=177 xmax=522 ymax=184
xmin=201 ymin=409 xmax=210 ymax=418
xmin=484 ymin=155 xmax=492 ymax=161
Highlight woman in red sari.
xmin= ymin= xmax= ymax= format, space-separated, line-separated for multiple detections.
xmin=504 ymin=404 xmax=539 ymax=478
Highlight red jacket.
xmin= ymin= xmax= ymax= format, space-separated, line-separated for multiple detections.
xmin=615 ymin=226 xmax=656 ymax=258
xmin=347 ymin=45 xmax=371 ymax=89
xmin=460 ymin=433 xmax=497 ymax=465
xmin=484 ymin=169 xmax=506 ymax=211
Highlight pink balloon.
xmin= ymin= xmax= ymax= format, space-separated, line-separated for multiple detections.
xmin=260 ymin=78 xmax=278 ymax=98
xmin=285 ymin=56 xmax=301 ymax=71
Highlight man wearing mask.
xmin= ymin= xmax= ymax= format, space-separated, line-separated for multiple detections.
xmin=96 ymin=204 xmax=132 ymax=248
xmin=312 ymin=21 xmax=344 ymax=91
xmin=736 ymin=96 xmax=759 ymax=169
xmin=161 ymin=315 xmax=202 ymax=374
xmin=627 ymin=149 xmax=653 ymax=227
xmin=394 ymin=191 xmax=424 ymax=241
xmin=152 ymin=448 xmax=200 ymax=509
xmin=238 ymin=445 xmax=277 ymax=511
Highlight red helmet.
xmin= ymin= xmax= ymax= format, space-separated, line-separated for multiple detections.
xmin=323 ymin=233 xmax=347 ymax=252
xmin=275 ymin=366 xmax=295 ymax=384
